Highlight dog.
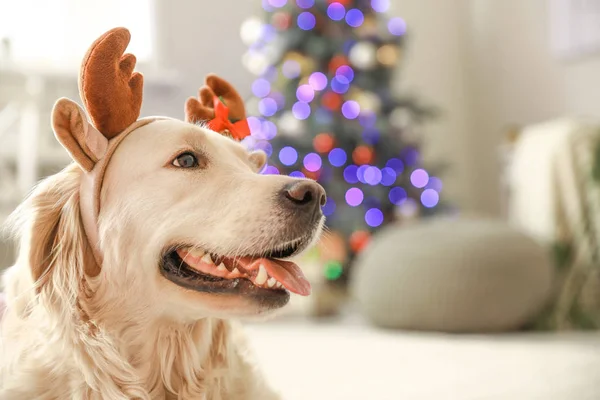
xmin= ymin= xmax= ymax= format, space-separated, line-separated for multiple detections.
xmin=0 ymin=28 xmax=325 ymax=399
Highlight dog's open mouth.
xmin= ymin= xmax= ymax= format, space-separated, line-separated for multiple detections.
xmin=160 ymin=240 xmax=311 ymax=303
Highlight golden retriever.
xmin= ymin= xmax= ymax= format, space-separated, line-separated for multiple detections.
xmin=0 ymin=28 xmax=325 ymax=399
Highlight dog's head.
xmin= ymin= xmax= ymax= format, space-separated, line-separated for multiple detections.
xmin=18 ymin=27 xmax=324 ymax=322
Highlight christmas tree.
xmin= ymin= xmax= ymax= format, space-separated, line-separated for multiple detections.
xmin=240 ymin=0 xmax=442 ymax=286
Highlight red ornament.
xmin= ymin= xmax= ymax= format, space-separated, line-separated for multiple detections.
xmin=328 ymin=55 xmax=349 ymax=74
xmin=314 ymin=133 xmax=335 ymax=154
xmin=272 ymin=12 xmax=292 ymax=30
xmin=321 ymin=92 xmax=342 ymax=111
xmin=349 ymin=230 xmax=371 ymax=253
xmin=352 ymin=145 xmax=374 ymax=165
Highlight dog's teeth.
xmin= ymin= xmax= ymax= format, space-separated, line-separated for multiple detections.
xmin=201 ymin=254 xmax=213 ymax=264
xmin=256 ymin=264 xmax=268 ymax=285
xmin=217 ymin=263 xmax=227 ymax=272
xmin=267 ymin=277 xmax=276 ymax=288
xmin=189 ymin=248 xmax=205 ymax=258
xmin=275 ymin=282 xmax=283 ymax=289
xmin=231 ymin=267 xmax=241 ymax=275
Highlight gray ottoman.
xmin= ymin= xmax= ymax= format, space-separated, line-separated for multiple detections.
xmin=350 ymin=218 xmax=554 ymax=332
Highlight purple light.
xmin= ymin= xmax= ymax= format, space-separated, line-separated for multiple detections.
xmin=410 ymin=169 xmax=429 ymax=188
xmin=262 ymin=66 xmax=277 ymax=81
xmin=386 ymin=158 xmax=404 ymax=173
xmin=345 ymin=9 xmax=364 ymax=27
xmin=380 ymin=167 xmax=397 ymax=186
xmin=260 ymin=25 xmax=277 ymax=43
xmin=262 ymin=0 xmax=275 ymax=11
xmin=343 ymin=165 xmax=359 ymax=183
xmin=303 ymin=153 xmax=322 ymax=172
xmin=388 ymin=17 xmax=407 ymax=36
xmin=296 ymin=84 xmax=315 ymax=102
xmin=336 ymin=65 xmax=354 ymax=82
xmin=254 ymin=141 xmax=273 ymax=157
xmin=401 ymin=147 xmax=420 ymax=166
xmin=268 ymin=0 xmax=287 ymax=7
xmin=263 ymin=165 xmax=281 ymax=175
xmin=322 ymin=197 xmax=336 ymax=216
xmin=297 ymin=12 xmax=316 ymax=30
xmin=362 ymin=128 xmax=380 ymax=145
xmin=427 ymin=177 xmax=443 ymax=192
xmin=289 ymin=171 xmax=305 ymax=178
xmin=279 ymin=146 xmax=298 ymax=166
xmin=331 ymin=76 xmax=350 ymax=94
xmin=345 ymin=188 xmax=364 ymax=207
xmin=421 ymin=189 xmax=439 ymax=208
xmin=357 ymin=165 xmax=369 ymax=184
xmin=282 ymin=60 xmax=301 ymax=79
xmin=270 ymin=91 xmax=285 ymax=109
xmin=296 ymin=0 xmax=314 ymax=8
xmin=359 ymin=111 xmax=377 ymax=128
xmin=327 ymin=2 xmax=346 ymax=21
xmin=258 ymin=98 xmax=277 ymax=117
xmin=309 ymin=72 xmax=328 ymax=90
xmin=365 ymin=208 xmax=384 ymax=227
xmin=252 ymin=79 xmax=271 ymax=98
xmin=292 ymin=102 xmax=311 ymax=120
xmin=341 ymin=101 xmax=360 ymax=119
xmin=371 ymin=0 xmax=390 ymax=12
xmin=248 ymin=116 xmax=262 ymax=137
xmin=261 ymin=120 xmax=277 ymax=140
xmin=364 ymin=167 xmax=383 ymax=185
xmin=328 ymin=148 xmax=347 ymax=167
xmin=389 ymin=187 xmax=407 ymax=205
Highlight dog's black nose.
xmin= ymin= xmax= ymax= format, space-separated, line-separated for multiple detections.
xmin=282 ymin=180 xmax=326 ymax=209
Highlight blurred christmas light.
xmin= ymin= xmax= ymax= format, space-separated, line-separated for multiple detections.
xmin=309 ymin=72 xmax=328 ymax=90
xmin=328 ymin=54 xmax=349 ymax=72
xmin=364 ymin=166 xmax=383 ymax=185
xmin=322 ymin=197 xmax=337 ymax=216
xmin=389 ymin=187 xmax=407 ymax=205
xmin=345 ymin=187 xmax=364 ymax=207
xmin=380 ymin=167 xmax=397 ymax=186
xmin=335 ymin=65 xmax=354 ymax=81
xmin=421 ymin=189 xmax=439 ymax=208
xmin=359 ymin=111 xmax=377 ymax=128
xmin=365 ymin=208 xmax=384 ymax=227
xmin=252 ymin=78 xmax=271 ymax=98
xmin=296 ymin=0 xmax=314 ymax=8
xmin=313 ymin=133 xmax=335 ymax=153
xmin=343 ymin=165 xmax=359 ymax=183
xmin=279 ymin=146 xmax=298 ymax=166
xmin=427 ymin=177 xmax=443 ymax=192
xmin=401 ymin=147 xmax=420 ymax=166
xmin=356 ymin=165 xmax=369 ymax=183
xmin=362 ymin=128 xmax=380 ymax=144
xmin=324 ymin=261 xmax=344 ymax=280
xmin=410 ymin=169 xmax=429 ymax=188
xmin=292 ymin=101 xmax=311 ymax=119
xmin=377 ymin=44 xmax=399 ymax=67
xmin=270 ymin=91 xmax=286 ymax=110
xmin=328 ymin=148 xmax=347 ymax=167
xmin=240 ymin=17 xmax=264 ymax=45
xmin=345 ymin=9 xmax=364 ymax=27
xmin=386 ymin=157 xmax=404 ymax=174
xmin=398 ymin=198 xmax=418 ymax=218
xmin=262 ymin=0 xmax=275 ymax=12
xmin=289 ymin=171 xmax=306 ymax=178
xmin=327 ymin=3 xmax=346 ymax=21
xmin=254 ymin=140 xmax=273 ymax=157
xmin=296 ymin=84 xmax=315 ymax=102
xmin=297 ymin=12 xmax=316 ymax=30
xmin=352 ymin=145 xmax=373 ymax=165
xmin=349 ymin=230 xmax=371 ymax=253
xmin=303 ymin=152 xmax=322 ymax=172
xmin=247 ymin=116 xmax=262 ymax=136
xmin=282 ymin=60 xmax=301 ymax=78
xmin=272 ymin=12 xmax=292 ymax=30
xmin=388 ymin=17 xmax=407 ymax=36
xmin=261 ymin=24 xmax=277 ymax=42
xmin=371 ymin=0 xmax=390 ymax=12
xmin=349 ymin=41 xmax=377 ymax=70
xmin=331 ymin=76 xmax=350 ymax=94
xmin=254 ymin=120 xmax=276 ymax=140
xmin=268 ymin=0 xmax=287 ymax=7
xmin=262 ymin=165 xmax=281 ymax=175
xmin=258 ymin=98 xmax=278 ymax=116
xmin=322 ymin=92 xmax=343 ymax=111
xmin=341 ymin=100 xmax=360 ymax=119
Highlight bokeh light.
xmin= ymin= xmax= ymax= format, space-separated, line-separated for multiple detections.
xmin=359 ymin=111 xmax=377 ymax=128
xmin=343 ymin=165 xmax=359 ymax=183
xmin=386 ymin=157 xmax=404 ymax=173
xmin=345 ymin=187 xmax=364 ymax=207
xmin=252 ymin=78 xmax=271 ymax=98
xmin=327 ymin=2 xmax=346 ymax=21
xmin=331 ymin=76 xmax=350 ymax=94
xmin=322 ymin=197 xmax=337 ymax=216
xmin=401 ymin=147 xmax=420 ymax=166
xmin=303 ymin=153 xmax=322 ymax=172
xmin=341 ymin=100 xmax=360 ymax=119
xmin=389 ymin=187 xmax=407 ymax=205
xmin=345 ymin=9 xmax=364 ymax=27
xmin=427 ymin=177 xmax=443 ymax=192
xmin=297 ymin=12 xmax=316 ymax=30
xmin=388 ymin=17 xmax=407 ymax=36
xmin=268 ymin=0 xmax=287 ymax=7
xmin=421 ymin=189 xmax=440 ymax=208
xmin=262 ymin=165 xmax=280 ymax=175
xmin=289 ymin=170 xmax=306 ymax=178
xmin=365 ymin=208 xmax=384 ymax=227
xmin=362 ymin=128 xmax=380 ymax=145
xmin=336 ymin=65 xmax=354 ymax=82
xmin=328 ymin=148 xmax=347 ymax=167
xmin=296 ymin=84 xmax=315 ymax=102
xmin=371 ymin=0 xmax=390 ymax=12
xmin=282 ymin=60 xmax=301 ymax=78
xmin=380 ymin=167 xmax=397 ymax=186
xmin=292 ymin=102 xmax=311 ymax=119
xmin=324 ymin=261 xmax=343 ymax=280
xmin=248 ymin=116 xmax=262 ymax=136
xmin=357 ymin=165 xmax=369 ymax=183
xmin=254 ymin=141 xmax=273 ymax=157
xmin=258 ymin=98 xmax=277 ymax=116
xmin=309 ymin=72 xmax=328 ymax=90
xmin=270 ymin=91 xmax=286 ymax=109
xmin=261 ymin=120 xmax=278 ymax=140
xmin=279 ymin=146 xmax=298 ymax=166
xmin=364 ymin=166 xmax=383 ymax=185
xmin=296 ymin=0 xmax=314 ymax=8
xmin=410 ymin=169 xmax=429 ymax=188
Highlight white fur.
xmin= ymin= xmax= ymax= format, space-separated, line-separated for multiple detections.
xmin=0 ymin=121 xmax=322 ymax=399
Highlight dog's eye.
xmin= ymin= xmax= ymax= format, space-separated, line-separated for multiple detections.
xmin=172 ymin=153 xmax=199 ymax=168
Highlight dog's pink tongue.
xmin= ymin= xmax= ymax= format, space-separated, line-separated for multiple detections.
xmin=239 ymin=257 xmax=311 ymax=296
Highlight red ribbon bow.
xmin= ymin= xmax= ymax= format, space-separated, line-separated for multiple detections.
xmin=207 ymin=96 xmax=251 ymax=141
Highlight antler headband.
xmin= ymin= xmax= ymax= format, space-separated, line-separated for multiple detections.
xmin=51 ymin=27 xmax=251 ymax=266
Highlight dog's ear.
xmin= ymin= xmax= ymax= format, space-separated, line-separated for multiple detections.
xmin=52 ymin=98 xmax=108 ymax=172
xmin=249 ymin=150 xmax=267 ymax=172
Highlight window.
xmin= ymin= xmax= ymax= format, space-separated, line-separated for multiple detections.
xmin=0 ymin=0 xmax=154 ymax=70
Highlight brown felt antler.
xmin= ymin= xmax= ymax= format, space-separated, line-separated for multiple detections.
xmin=79 ymin=27 xmax=143 ymax=139
xmin=185 ymin=74 xmax=250 ymax=141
